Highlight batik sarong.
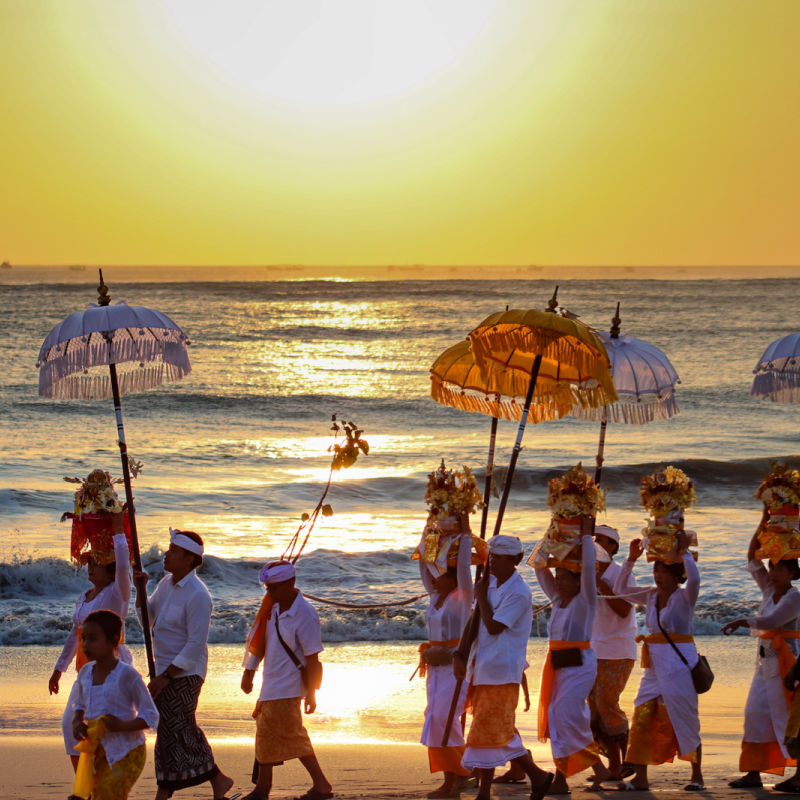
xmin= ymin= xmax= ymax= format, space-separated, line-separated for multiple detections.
xmin=91 ymin=742 xmax=146 ymax=800
xmin=154 ymin=675 xmax=219 ymax=792
xmin=254 ymin=697 xmax=314 ymax=764
xmin=462 ymin=683 xmax=527 ymax=770
xmin=588 ymin=658 xmax=635 ymax=746
xmin=627 ymin=698 xmax=697 ymax=765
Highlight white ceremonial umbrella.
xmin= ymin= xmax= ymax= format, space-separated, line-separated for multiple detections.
xmin=37 ymin=271 xmax=191 ymax=678
xmin=751 ymin=333 xmax=800 ymax=403
xmin=569 ymin=303 xmax=680 ymax=485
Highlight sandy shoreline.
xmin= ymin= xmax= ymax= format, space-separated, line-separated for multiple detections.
xmin=0 ymin=637 xmax=782 ymax=799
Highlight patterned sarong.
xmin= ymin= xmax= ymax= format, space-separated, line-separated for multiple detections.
xmin=466 ymin=683 xmax=519 ymax=748
xmin=627 ymin=698 xmax=697 ymax=765
xmin=254 ymin=697 xmax=314 ymax=764
xmin=154 ymin=675 xmax=219 ymax=792
xmin=588 ymin=658 xmax=634 ymax=740
xmin=92 ymin=742 xmax=146 ymax=800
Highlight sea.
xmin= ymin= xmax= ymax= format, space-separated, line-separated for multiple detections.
xmin=2 ymin=269 xmax=799 ymax=652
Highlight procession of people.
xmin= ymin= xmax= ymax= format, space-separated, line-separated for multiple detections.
xmin=49 ymin=459 xmax=800 ymax=800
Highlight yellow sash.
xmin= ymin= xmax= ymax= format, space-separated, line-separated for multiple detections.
xmin=72 ymin=716 xmax=108 ymax=799
xmin=417 ymin=638 xmax=460 ymax=678
xmin=635 ymin=632 xmax=694 ymax=669
xmin=759 ymin=629 xmax=800 ymax=708
xmin=75 ymin=626 xmax=125 ymax=672
xmin=537 ymin=640 xmax=591 ymax=742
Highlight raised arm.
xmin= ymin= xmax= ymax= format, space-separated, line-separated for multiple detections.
xmin=535 ymin=566 xmax=557 ymax=600
xmin=683 ymin=550 xmax=700 ymax=607
xmin=749 ymin=590 xmax=800 ymax=630
xmin=457 ymin=533 xmax=474 ymax=598
xmin=112 ymin=530 xmax=132 ymax=606
xmin=418 ymin=557 xmax=435 ymax=595
xmin=580 ymin=534 xmax=596 ymax=608
xmin=748 ymin=558 xmax=770 ymax=592
xmin=613 ymin=539 xmax=651 ymax=605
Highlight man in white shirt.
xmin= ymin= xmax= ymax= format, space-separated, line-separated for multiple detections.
xmin=453 ymin=535 xmax=553 ymax=800
xmin=588 ymin=525 xmax=638 ymax=781
xmin=241 ymin=560 xmax=332 ymax=800
xmin=136 ymin=529 xmax=235 ymax=800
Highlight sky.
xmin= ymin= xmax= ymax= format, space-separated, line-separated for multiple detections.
xmin=1 ymin=0 xmax=798 ymax=272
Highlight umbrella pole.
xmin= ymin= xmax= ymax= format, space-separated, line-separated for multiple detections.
xmin=594 ymin=417 xmax=608 ymax=486
xmin=108 ymin=362 xmax=157 ymax=680
xmin=479 ymin=416 xmax=498 ymax=542
xmin=491 ymin=354 xmax=542 ymax=536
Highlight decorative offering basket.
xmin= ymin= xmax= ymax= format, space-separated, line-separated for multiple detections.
xmin=640 ymin=466 xmax=697 ymax=563
xmin=755 ymin=464 xmax=800 ymax=564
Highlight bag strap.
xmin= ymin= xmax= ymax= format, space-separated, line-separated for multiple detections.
xmin=274 ymin=611 xmax=303 ymax=673
xmin=655 ymin=595 xmax=690 ymax=667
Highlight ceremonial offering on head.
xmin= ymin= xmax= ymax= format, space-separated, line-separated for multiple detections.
xmin=754 ymin=463 xmax=800 ymax=564
xmin=640 ymin=466 xmax=697 ymax=563
xmin=62 ymin=468 xmax=133 ymax=565
xmin=528 ymin=462 xmax=605 ymax=570
xmin=411 ymin=460 xmax=487 ymax=575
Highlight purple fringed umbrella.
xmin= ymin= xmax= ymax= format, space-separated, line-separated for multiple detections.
xmin=751 ymin=334 xmax=800 ymax=403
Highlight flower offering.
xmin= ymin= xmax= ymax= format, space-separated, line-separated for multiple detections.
xmin=63 ymin=469 xmax=132 ymax=565
xmin=639 ymin=466 xmax=697 ymax=562
xmin=412 ymin=460 xmax=487 ymax=574
xmin=530 ymin=463 xmax=604 ymax=569
xmin=754 ymin=463 xmax=800 ymax=563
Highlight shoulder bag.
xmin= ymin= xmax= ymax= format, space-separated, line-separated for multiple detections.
xmin=274 ymin=611 xmax=323 ymax=692
xmin=655 ymin=596 xmax=714 ymax=694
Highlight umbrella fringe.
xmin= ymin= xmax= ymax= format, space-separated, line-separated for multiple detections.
xmin=469 ymin=327 xmax=617 ymax=403
xmin=431 ymin=379 xmax=570 ymax=423
xmin=570 ymin=393 xmax=680 ymax=424
xmin=751 ymin=371 xmax=800 ymax=403
xmin=39 ymin=337 xmax=191 ymax=400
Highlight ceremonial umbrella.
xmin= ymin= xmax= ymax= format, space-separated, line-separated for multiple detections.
xmin=569 ymin=304 xmax=680 ymax=485
xmin=37 ymin=272 xmax=191 ymax=678
xmin=751 ymin=333 xmax=800 ymax=403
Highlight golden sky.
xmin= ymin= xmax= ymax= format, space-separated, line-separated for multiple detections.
xmin=2 ymin=0 xmax=798 ymax=269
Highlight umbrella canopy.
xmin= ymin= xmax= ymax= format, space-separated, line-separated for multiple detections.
xmin=430 ymin=339 xmax=576 ymax=423
xmin=570 ymin=332 xmax=680 ymax=424
xmin=38 ymin=301 xmax=191 ymax=400
xmin=468 ymin=307 xmax=618 ymax=409
xmin=751 ymin=333 xmax=800 ymax=403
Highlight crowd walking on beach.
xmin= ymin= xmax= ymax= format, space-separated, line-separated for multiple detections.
xmin=47 ymin=461 xmax=800 ymax=800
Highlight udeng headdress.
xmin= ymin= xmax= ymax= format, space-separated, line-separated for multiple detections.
xmin=425 ymin=460 xmax=483 ymax=518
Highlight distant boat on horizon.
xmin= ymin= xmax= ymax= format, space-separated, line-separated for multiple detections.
xmin=68 ymin=265 xmax=86 ymax=271
xmin=1 ymin=261 xmax=11 ymax=269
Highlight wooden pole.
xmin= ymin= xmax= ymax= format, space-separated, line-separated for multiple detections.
xmin=594 ymin=302 xmax=620 ymax=487
xmin=98 ymin=272 xmax=156 ymax=680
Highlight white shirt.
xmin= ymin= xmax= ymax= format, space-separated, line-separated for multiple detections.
xmin=56 ymin=534 xmax=133 ymax=673
xmin=470 ymin=571 xmax=532 ymax=686
xmin=536 ymin=534 xmax=597 ymax=643
xmin=591 ymin=560 xmax=638 ymax=660
xmin=746 ymin=559 xmax=800 ymax=658
xmin=245 ymin=591 xmax=323 ymax=702
xmin=72 ymin=660 xmax=160 ymax=766
xmin=421 ymin=533 xmax=474 ymax=642
xmin=143 ymin=571 xmax=211 ymax=678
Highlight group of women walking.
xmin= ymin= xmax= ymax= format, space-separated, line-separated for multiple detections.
xmin=417 ymin=516 xmax=800 ymax=797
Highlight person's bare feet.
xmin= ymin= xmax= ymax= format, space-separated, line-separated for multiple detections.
xmin=211 ymin=771 xmax=235 ymax=799
xmin=548 ymin=776 xmax=570 ymax=795
xmin=588 ymin=762 xmax=612 ymax=789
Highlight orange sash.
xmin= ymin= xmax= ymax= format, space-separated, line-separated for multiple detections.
xmin=417 ymin=638 xmax=460 ymax=678
xmin=635 ymin=632 xmax=693 ymax=669
xmin=759 ymin=629 xmax=800 ymax=708
xmin=244 ymin=594 xmax=275 ymax=663
xmin=537 ymin=640 xmax=591 ymax=742
xmin=75 ymin=626 xmax=125 ymax=672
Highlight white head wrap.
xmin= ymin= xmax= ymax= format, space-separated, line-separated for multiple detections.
xmin=169 ymin=528 xmax=204 ymax=556
xmin=260 ymin=560 xmax=296 ymax=585
xmin=488 ymin=534 xmax=523 ymax=556
xmin=594 ymin=524 xmax=620 ymax=544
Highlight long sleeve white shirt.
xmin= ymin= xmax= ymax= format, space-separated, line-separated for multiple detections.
xmin=140 ymin=570 xmax=211 ymax=678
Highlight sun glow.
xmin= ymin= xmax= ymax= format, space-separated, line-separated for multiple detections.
xmin=161 ymin=0 xmax=498 ymax=105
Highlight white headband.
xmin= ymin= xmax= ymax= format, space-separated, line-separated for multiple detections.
xmin=595 ymin=524 xmax=620 ymax=544
xmin=488 ymin=534 xmax=523 ymax=556
xmin=169 ymin=528 xmax=204 ymax=556
xmin=261 ymin=561 xmax=296 ymax=584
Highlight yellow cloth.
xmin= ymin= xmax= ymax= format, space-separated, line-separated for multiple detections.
xmin=759 ymin=629 xmax=800 ymax=708
xmin=635 ymin=632 xmax=694 ymax=669
xmin=91 ymin=742 xmax=146 ymax=800
xmin=627 ymin=699 xmax=697 ymax=765
xmin=537 ymin=640 xmax=591 ymax=743
xmin=254 ymin=697 xmax=314 ymax=764
xmin=466 ymin=683 xmax=519 ymax=748
xmin=417 ymin=638 xmax=460 ymax=679
xmin=72 ymin=716 xmax=109 ymax=799
xmin=428 ymin=746 xmax=470 ymax=776
xmin=553 ymin=743 xmax=601 ymax=777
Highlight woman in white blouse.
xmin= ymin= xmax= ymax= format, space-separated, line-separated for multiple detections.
xmin=535 ymin=524 xmax=611 ymax=794
xmin=613 ymin=534 xmax=704 ymax=791
xmin=418 ymin=522 xmax=474 ymax=798
xmin=49 ymin=511 xmax=132 ymax=769
xmin=722 ymin=528 xmax=800 ymax=788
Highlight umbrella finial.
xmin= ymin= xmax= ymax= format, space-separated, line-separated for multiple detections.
xmin=610 ymin=302 xmax=622 ymax=339
xmin=546 ymin=286 xmax=559 ymax=313
xmin=97 ymin=270 xmax=111 ymax=307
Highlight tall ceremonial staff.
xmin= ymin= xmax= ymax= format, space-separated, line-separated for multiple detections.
xmin=37 ymin=272 xmax=192 ymax=679
xmin=436 ymin=290 xmax=616 ymax=745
